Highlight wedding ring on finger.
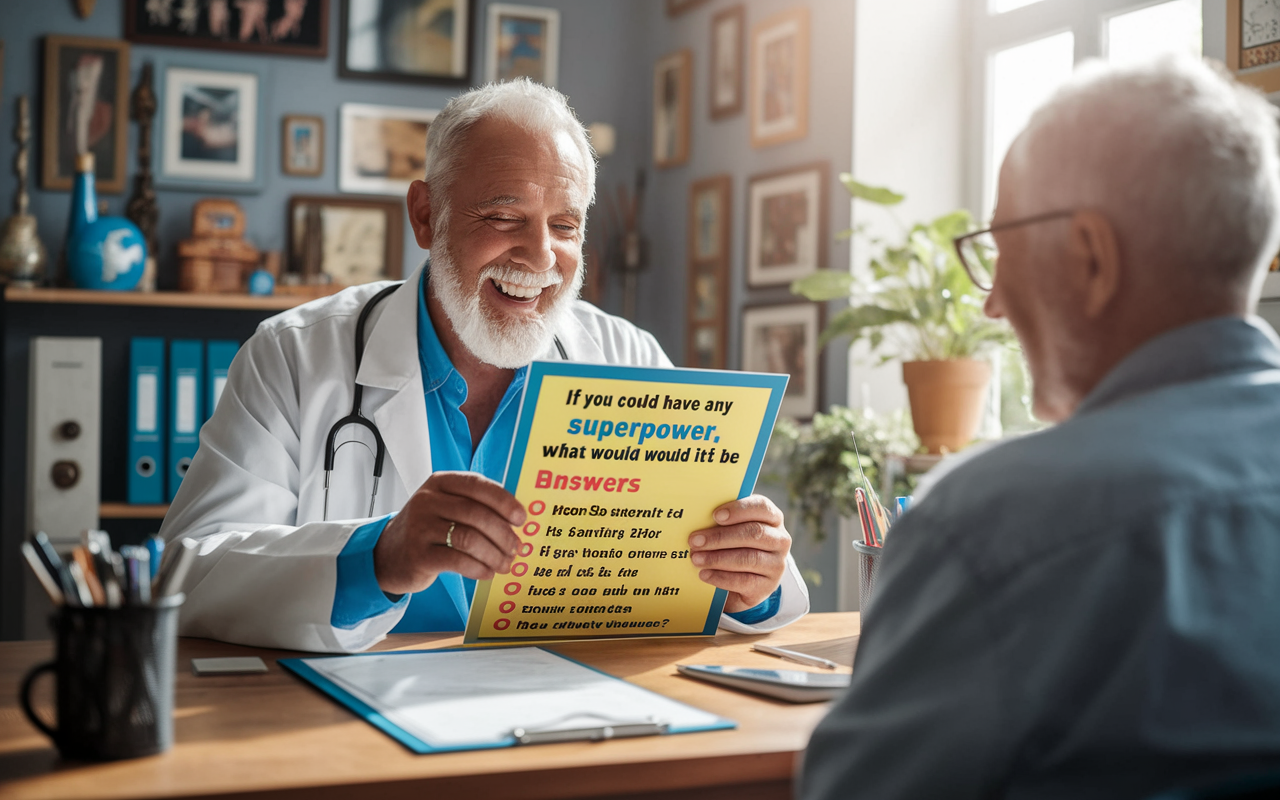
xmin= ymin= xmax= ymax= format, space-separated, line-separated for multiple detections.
xmin=446 ymin=522 xmax=456 ymax=549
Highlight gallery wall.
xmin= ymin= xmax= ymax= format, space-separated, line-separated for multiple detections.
xmin=632 ymin=0 xmax=856 ymax=611
xmin=0 ymin=0 xmax=650 ymax=305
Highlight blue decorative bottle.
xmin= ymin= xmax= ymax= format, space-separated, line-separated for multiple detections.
xmin=66 ymin=152 xmax=147 ymax=291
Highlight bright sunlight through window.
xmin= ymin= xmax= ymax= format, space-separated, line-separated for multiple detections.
xmin=1106 ymin=0 xmax=1202 ymax=64
xmin=990 ymin=0 xmax=1049 ymax=14
xmin=986 ymin=31 xmax=1075 ymax=217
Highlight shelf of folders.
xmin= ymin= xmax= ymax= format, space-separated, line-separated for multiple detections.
xmin=21 ymin=529 xmax=196 ymax=609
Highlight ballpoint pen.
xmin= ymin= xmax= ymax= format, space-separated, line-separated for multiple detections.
xmin=752 ymin=643 xmax=839 ymax=670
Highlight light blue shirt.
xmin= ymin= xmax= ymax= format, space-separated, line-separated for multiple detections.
xmin=333 ymin=271 xmax=779 ymax=632
xmin=802 ymin=316 xmax=1280 ymax=800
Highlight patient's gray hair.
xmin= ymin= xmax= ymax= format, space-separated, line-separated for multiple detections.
xmin=1006 ymin=55 xmax=1280 ymax=305
xmin=424 ymin=79 xmax=597 ymax=218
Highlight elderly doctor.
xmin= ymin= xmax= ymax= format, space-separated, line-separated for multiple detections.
xmin=160 ymin=80 xmax=809 ymax=652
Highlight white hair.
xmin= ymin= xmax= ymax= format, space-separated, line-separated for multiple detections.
xmin=424 ymin=78 xmax=597 ymax=216
xmin=1006 ymin=55 xmax=1280 ymax=305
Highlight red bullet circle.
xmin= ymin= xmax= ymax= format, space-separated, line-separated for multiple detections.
xmin=494 ymin=618 xmax=510 ymax=630
xmin=504 ymin=582 xmax=522 ymax=595
xmin=511 ymin=562 xmax=528 ymax=577
xmin=528 ymin=500 xmax=545 ymax=515
xmin=499 ymin=601 xmax=515 ymax=614
xmin=522 ymin=521 xmax=540 ymax=537
xmin=517 ymin=543 xmax=533 ymax=556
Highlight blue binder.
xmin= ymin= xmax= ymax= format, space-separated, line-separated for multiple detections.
xmin=205 ymin=340 xmax=239 ymax=424
xmin=127 ymin=337 xmax=165 ymax=505
xmin=167 ymin=340 xmax=203 ymax=502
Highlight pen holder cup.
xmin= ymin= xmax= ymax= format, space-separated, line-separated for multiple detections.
xmin=851 ymin=541 xmax=882 ymax=613
xmin=19 ymin=594 xmax=183 ymax=761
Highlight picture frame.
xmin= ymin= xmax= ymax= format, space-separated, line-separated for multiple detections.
xmin=749 ymin=6 xmax=809 ymax=149
xmin=746 ymin=162 xmax=828 ymax=288
xmin=41 ymin=35 xmax=130 ymax=193
xmin=741 ymin=302 xmax=821 ymax=421
xmin=282 ymin=114 xmax=324 ymax=177
xmin=124 ymin=0 xmax=327 ymax=57
xmin=653 ymin=50 xmax=692 ymax=169
xmin=340 ymin=0 xmax=473 ymax=85
xmin=1228 ymin=0 xmax=1280 ymax=93
xmin=686 ymin=175 xmax=731 ymax=369
xmin=339 ymin=102 xmax=438 ymax=196
xmin=710 ymin=5 xmax=745 ymax=120
xmin=485 ymin=4 xmax=560 ymax=87
xmin=287 ymin=194 xmax=404 ymax=287
xmin=157 ymin=64 xmax=263 ymax=193
xmin=665 ymin=0 xmax=710 ymax=16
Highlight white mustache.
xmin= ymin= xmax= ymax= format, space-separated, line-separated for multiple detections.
xmin=481 ymin=263 xmax=563 ymax=289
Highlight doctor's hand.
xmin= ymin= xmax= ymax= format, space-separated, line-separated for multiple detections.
xmin=689 ymin=495 xmax=791 ymax=613
xmin=373 ymin=471 xmax=525 ymax=596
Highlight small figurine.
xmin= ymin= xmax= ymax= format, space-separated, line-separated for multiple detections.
xmin=0 ymin=96 xmax=49 ymax=287
xmin=178 ymin=199 xmax=259 ymax=293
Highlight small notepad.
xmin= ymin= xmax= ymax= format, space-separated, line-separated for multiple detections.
xmin=192 ymin=657 xmax=269 ymax=675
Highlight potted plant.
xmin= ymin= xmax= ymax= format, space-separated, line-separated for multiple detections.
xmin=791 ymin=177 xmax=1012 ymax=454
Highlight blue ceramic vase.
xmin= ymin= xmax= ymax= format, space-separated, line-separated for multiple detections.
xmin=67 ymin=217 xmax=148 ymax=291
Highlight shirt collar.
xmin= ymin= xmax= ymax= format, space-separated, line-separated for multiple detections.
xmin=1075 ymin=315 xmax=1280 ymax=416
xmin=416 ymin=270 xmax=457 ymax=395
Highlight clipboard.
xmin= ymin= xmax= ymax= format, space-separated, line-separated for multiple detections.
xmin=280 ymin=646 xmax=735 ymax=754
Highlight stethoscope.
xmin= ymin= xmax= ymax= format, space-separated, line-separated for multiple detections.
xmin=322 ymin=280 xmax=569 ymax=520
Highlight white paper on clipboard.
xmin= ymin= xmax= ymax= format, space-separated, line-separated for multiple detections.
xmin=299 ymin=647 xmax=730 ymax=749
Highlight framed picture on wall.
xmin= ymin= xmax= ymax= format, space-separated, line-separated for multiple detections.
xmin=340 ymin=0 xmax=473 ymax=85
xmin=288 ymin=194 xmax=404 ymax=286
xmin=749 ymin=6 xmax=809 ymax=149
xmin=41 ymin=35 xmax=130 ymax=193
xmin=485 ymin=4 xmax=560 ymax=86
xmin=1228 ymin=0 xmax=1280 ymax=92
xmin=686 ymin=174 xmax=731 ymax=369
xmin=741 ymin=302 xmax=821 ymax=420
xmin=157 ymin=64 xmax=263 ymax=192
xmin=666 ymin=0 xmax=710 ymax=16
xmin=282 ymin=114 xmax=324 ymax=177
xmin=124 ymin=0 xmax=328 ymax=57
xmin=710 ymin=5 xmax=744 ymax=120
xmin=746 ymin=162 xmax=828 ymax=288
xmin=339 ymin=102 xmax=437 ymax=196
xmin=653 ymin=50 xmax=692 ymax=169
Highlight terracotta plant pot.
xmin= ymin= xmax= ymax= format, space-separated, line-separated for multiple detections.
xmin=901 ymin=359 xmax=992 ymax=454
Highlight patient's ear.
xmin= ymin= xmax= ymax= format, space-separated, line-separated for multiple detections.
xmin=407 ymin=181 xmax=435 ymax=250
xmin=1068 ymin=210 xmax=1121 ymax=319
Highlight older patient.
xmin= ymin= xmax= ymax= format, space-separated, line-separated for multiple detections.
xmin=160 ymin=80 xmax=808 ymax=652
xmin=801 ymin=56 xmax=1280 ymax=799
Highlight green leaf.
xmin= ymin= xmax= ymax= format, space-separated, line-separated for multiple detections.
xmin=839 ymin=174 xmax=905 ymax=206
xmin=791 ymin=270 xmax=855 ymax=301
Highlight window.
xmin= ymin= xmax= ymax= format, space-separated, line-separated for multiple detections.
xmin=1106 ymin=0 xmax=1202 ymax=64
xmin=986 ymin=31 xmax=1075 ymax=216
xmin=970 ymin=0 xmax=1203 ymax=219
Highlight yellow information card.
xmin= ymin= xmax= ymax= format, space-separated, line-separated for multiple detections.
xmin=464 ymin=362 xmax=788 ymax=644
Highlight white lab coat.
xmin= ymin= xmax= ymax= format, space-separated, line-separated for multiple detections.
xmin=160 ymin=263 xmax=809 ymax=652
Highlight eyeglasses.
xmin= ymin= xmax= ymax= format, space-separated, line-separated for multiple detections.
xmin=953 ymin=209 xmax=1076 ymax=292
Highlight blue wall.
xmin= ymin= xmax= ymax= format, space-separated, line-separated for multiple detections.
xmin=0 ymin=0 xmax=853 ymax=611
xmin=0 ymin=0 xmax=649 ymax=301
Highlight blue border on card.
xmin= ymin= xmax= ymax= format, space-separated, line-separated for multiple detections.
xmin=279 ymin=647 xmax=735 ymax=754
xmin=484 ymin=363 xmax=788 ymax=644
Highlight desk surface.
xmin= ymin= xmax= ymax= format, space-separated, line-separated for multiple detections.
xmin=0 ymin=612 xmax=858 ymax=800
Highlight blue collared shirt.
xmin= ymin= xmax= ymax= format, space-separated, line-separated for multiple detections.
xmin=333 ymin=272 xmax=779 ymax=632
xmin=802 ymin=316 xmax=1280 ymax=800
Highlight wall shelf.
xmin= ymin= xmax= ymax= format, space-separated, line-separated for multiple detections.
xmin=4 ymin=287 xmax=320 ymax=311
xmin=100 ymin=503 xmax=169 ymax=519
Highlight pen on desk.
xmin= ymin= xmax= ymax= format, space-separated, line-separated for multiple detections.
xmin=71 ymin=546 xmax=107 ymax=606
xmin=752 ymin=643 xmax=839 ymax=670
xmin=144 ymin=535 xmax=164 ymax=580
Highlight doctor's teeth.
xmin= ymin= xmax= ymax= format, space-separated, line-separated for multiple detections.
xmin=494 ymin=280 xmax=543 ymax=299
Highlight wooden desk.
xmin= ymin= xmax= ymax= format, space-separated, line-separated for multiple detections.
xmin=0 ymin=613 xmax=858 ymax=800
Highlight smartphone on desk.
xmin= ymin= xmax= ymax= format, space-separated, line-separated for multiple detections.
xmin=676 ymin=664 xmax=851 ymax=703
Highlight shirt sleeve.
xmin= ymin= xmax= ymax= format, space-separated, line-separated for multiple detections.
xmin=332 ymin=514 xmax=408 ymax=629
xmin=725 ymin=586 xmax=781 ymax=624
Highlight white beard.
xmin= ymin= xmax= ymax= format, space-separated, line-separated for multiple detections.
xmin=430 ymin=237 xmax=584 ymax=369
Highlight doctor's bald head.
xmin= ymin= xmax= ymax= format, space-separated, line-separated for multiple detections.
xmin=999 ymin=55 xmax=1280 ymax=310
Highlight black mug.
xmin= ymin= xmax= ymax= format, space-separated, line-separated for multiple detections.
xmin=20 ymin=594 xmax=183 ymax=761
